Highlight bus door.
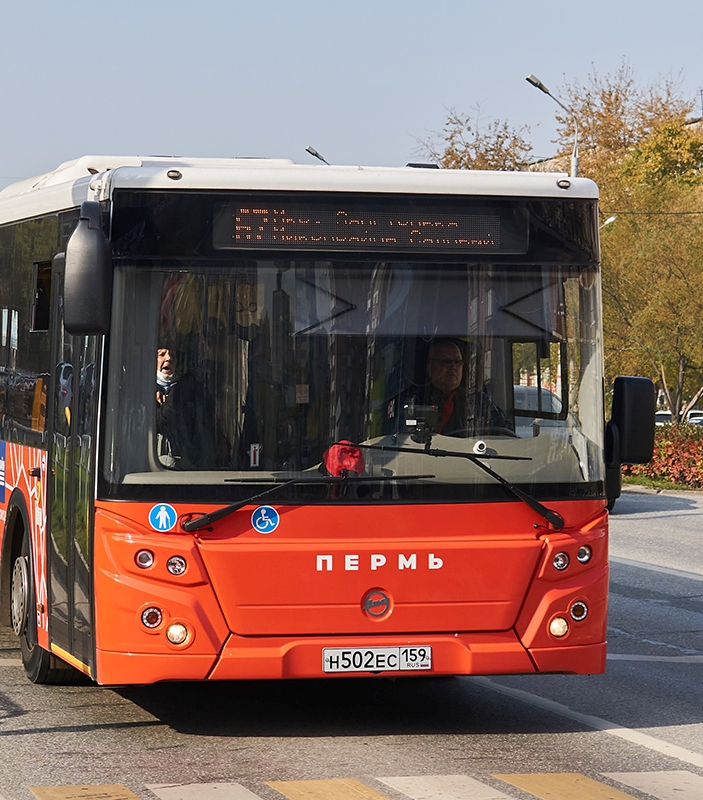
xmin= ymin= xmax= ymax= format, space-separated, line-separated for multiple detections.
xmin=46 ymin=275 xmax=101 ymax=674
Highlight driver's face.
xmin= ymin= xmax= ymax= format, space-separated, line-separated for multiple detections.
xmin=428 ymin=343 xmax=463 ymax=396
xmin=157 ymin=348 xmax=174 ymax=376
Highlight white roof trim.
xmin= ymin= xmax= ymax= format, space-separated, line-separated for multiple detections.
xmin=0 ymin=156 xmax=598 ymax=226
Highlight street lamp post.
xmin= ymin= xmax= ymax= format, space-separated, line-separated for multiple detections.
xmin=526 ymin=74 xmax=579 ymax=178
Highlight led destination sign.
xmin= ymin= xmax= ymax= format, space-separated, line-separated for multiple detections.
xmin=213 ymin=199 xmax=528 ymax=254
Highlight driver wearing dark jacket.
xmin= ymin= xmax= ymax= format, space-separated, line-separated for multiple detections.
xmin=393 ymin=339 xmax=512 ymax=436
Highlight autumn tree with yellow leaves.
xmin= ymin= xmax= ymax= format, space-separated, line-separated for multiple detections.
xmin=423 ymin=64 xmax=703 ymax=419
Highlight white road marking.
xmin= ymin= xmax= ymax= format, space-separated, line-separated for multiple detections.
xmin=610 ymin=556 xmax=703 ymax=582
xmin=378 ymin=774 xmax=514 ymax=799
xmin=605 ymin=770 xmax=703 ymax=800
xmin=471 ymin=677 xmax=703 ymax=769
xmin=608 ymin=654 xmax=703 ymax=663
xmin=147 ymin=784 xmax=264 ymax=800
xmin=0 ymin=658 xmax=21 ymax=667
xmin=608 ymin=625 xmax=703 ymax=657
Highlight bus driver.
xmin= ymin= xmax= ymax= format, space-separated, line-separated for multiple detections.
xmin=397 ymin=339 xmax=512 ymax=437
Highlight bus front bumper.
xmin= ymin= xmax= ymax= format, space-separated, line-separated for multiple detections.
xmin=94 ymin=633 xmax=605 ymax=685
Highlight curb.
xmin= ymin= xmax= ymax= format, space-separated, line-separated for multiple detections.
xmin=622 ymin=484 xmax=703 ymax=496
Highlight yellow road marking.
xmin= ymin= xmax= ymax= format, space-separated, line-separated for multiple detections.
xmin=494 ymin=773 xmax=636 ymax=799
xmin=29 ymin=787 xmax=141 ymax=800
xmin=268 ymin=779 xmax=392 ymax=800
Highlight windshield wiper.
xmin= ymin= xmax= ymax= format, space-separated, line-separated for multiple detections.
xmin=355 ymin=442 xmax=564 ymax=530
xmin=181 ymin=473 xmax=435 ymax=532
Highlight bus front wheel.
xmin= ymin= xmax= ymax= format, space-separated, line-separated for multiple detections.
xmin=10 ymin=530 xmax=80 ymax=685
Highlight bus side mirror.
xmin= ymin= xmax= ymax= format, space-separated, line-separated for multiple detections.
xmin=607 ymin=376 xmax=656 ymax=466
xmin=63 ymin=201 xmax=112 ymax=335
xmin=604 ymin=376 xmax=655 ymax=508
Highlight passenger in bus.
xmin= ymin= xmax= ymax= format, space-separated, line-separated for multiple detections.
xmin=392 ymin=339 xmax=512 ymax=437
xmin=155 ymin=346 xmax=216 ymax=469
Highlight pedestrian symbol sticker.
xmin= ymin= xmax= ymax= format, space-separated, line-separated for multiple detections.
xmin=149 ymin=503 xmax=178 ymax=531
xmin=251 ymin=505 xmax=279 ymax=534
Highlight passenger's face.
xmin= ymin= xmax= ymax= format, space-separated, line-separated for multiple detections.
xmin=428 ymin=343 xmax=463 ymax=396
xmin=157 ymin=348 xmax=174 ymax=377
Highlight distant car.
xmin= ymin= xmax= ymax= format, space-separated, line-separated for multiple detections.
xmin=513 ymin=385 xmax=565 ymax=436
xmin=513 ymin=385 xmax=563 ymax=414
xmin=655 ymin=410 xmax=672 ymax=425
xmin=688 ymin=417 xmax=703 ymax=426
xmin=687 ymin=410 xmax=703 ymax=422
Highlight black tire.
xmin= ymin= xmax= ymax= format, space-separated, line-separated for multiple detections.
xmin=11 ymin=529 xmax=83 ymax=685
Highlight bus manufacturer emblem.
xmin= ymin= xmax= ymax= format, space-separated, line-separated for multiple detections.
xmin=363 ymin=589 xmax=391 ymax=618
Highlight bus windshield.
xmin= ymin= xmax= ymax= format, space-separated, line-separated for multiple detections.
xmin=101 ymin=258 xmax=604 ymax=503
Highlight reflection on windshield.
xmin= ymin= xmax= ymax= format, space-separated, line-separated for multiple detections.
xmin=102 ymin=260 xmax=604 ymax=501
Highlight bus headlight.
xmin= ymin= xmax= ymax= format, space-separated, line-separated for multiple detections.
xmin=167 ymin=556 xmax=187 ymax=575
xmin=570 ymin=601 xmax=588 ymax=621
xmin=549 ymin=616 xmax=569 ymax=637
xmin=577 ymin=546 xmax=592 ymax=564
xmin=166 ymin=623 xmax=190 ymax=645
xmin=135 ymin=550 xmax=154 ymax=568
xmin=141 ymin=607 xmax=163 ymax=628
xmin=553 ymin=552 xmax=570 ymax=571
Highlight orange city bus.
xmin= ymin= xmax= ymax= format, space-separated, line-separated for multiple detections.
xmin=0 ymin=156 xmax=654 ymax=685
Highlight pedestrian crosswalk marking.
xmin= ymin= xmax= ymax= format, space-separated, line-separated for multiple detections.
xmin=14 ymin=771 xmax=703 ymax=800
xmin=379 ymin=774 xmax=515 ymax=799
xmin=493 ymin=772 xmax=637 ymax=799
xmin=147 ymin=783 xmax=264 ymax=800
xmin=268 ymin=779 xmax=392 ymax=800
xmin=28 ymin=787 xmax=142 ymax=800
xmin=604 ymin=770 xmax=703 ymax=800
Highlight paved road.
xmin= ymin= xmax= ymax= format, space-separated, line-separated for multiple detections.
xmin=0 ymin=488 xmax=701 ymax=800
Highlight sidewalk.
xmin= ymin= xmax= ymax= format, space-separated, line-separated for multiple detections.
xmin=622 ymin=483 xmax=703 ymax=496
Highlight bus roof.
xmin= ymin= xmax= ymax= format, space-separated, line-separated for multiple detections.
xmin=0 ymin=155 xmax=598 ymax=225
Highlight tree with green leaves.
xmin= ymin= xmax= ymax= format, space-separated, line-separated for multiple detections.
xmin=601 ymin=121 xmax=703 ymax=419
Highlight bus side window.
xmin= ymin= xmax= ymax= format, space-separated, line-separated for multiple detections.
xmin=32 ymin=261 xmax=52 ymax=332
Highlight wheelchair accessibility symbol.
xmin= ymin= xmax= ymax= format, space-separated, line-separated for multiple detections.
xmin=251 ymin=505 xmax=279 ymax=534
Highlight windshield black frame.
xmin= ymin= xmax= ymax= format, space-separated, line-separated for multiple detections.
xmin=98 ymin=190 xmax=604 ymax=504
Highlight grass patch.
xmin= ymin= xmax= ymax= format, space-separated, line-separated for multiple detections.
xmin=622 ymin=474 xmax=692 ymax=492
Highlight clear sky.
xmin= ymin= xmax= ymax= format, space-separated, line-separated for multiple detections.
xmin=1 ymin=0 xmax=702 ymax=190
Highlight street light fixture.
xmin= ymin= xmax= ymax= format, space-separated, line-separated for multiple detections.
xmin=305 ymin=146 xmax=330 ymax=165
xmin=526 ymin=74 xmax=579 ymax=178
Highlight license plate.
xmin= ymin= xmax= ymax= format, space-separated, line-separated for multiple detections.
xmin=322 ymin=646 xmax=432 ymax=673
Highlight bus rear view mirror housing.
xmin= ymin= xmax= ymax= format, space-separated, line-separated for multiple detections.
xmin=610 ymin=376 xmax=656 ymax=465
xmin=605 ymin=376 xmax=655 ymax=504
xmin=63 ymin=201 xmax=113 ymax=335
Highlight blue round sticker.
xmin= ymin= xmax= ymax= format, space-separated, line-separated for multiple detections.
xmin=149 ymin=503 xmax=178 ymax=532
xmin=251 ymin=505 xmax=279 ymax=534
